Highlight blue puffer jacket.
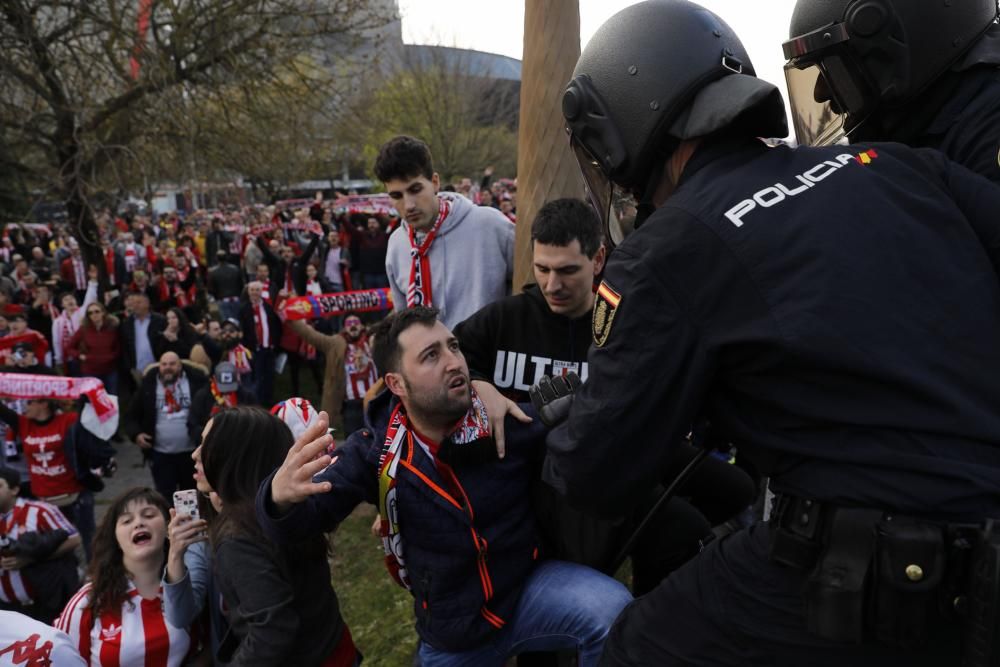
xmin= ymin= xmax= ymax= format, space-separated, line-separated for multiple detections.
xmin=256 ymin=389 xmax=549 ymax=652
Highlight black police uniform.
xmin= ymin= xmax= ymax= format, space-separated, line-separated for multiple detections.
xmin=868 ymin=27 xmax=1000 ymax=185
xmin=544 ymin=137 xmax=1000 ymax=666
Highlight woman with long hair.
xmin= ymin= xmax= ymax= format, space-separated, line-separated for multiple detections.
xmin=198 ymin=406 xmax=359 ymax=666
xmin=153 ymin=307 xmax=198 ymax=360
xmin=66 ymin=300 xmax=120 ymax=394
xmin=56 ymin=487 xmax=191 ymax=666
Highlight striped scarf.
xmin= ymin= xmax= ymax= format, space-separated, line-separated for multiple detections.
xmin=405 ymin=198 xmax=450 ymax=308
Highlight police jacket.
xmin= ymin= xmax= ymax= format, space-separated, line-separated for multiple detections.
xmin=256 ymin=389 xmax=547 ymax=652
xmin=454 ymin=285 xmax=591 ymax=403
xmin=545 ymin=137 xmax=1000 ymax=522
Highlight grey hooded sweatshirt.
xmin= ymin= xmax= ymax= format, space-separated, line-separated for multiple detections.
xmin=386 ymin=191 xmax=514 ymax=329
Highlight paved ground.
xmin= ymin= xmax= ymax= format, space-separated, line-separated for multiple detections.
xmin=94 ymin=436 xmax=156 ymax=522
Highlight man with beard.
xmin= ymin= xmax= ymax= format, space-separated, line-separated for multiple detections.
xmin=215 ymin=318 xmax=255 ymax=395
xmin=125 ymin=351 xmax=207 ymax=499
xmin=286 ymin=312 xmax=374 ymax=435
xmin=258 ymin=307 xmax=632 ymax=666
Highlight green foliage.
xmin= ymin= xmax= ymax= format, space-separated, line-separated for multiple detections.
xmin=349 ymin=51 xmax=519 ymax=184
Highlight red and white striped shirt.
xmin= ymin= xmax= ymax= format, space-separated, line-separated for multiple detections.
xmin=56 ymin=583 xmax=190 ymax=667
xmin=0 ymin=497 xmax=76 ymax=605
xmin=344 ymin=337 xmax=377 ymax=402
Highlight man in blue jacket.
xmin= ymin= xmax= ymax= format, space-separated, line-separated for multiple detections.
xmin=256 ymin=306 xmax=630 ymax=666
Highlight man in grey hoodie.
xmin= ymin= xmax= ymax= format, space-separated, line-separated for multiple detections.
xmin=377 ymin=135 xmax=515 ymax=329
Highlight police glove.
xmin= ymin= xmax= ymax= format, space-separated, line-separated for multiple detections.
xmin=529 ymin=372 xmax=581 ymax=427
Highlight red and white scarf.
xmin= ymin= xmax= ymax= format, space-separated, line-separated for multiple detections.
xmin=377 ymin=389 xmax=490 ymax=590
xmin=227 ymin=345 xmax=253 ymax=374
xmin=0 ymin=373 xmax=117 ymax=422
xmin=209 ymin=377 xmax=238 ymax=416
xmin=406 ymin=198 xmax=450 ymax=308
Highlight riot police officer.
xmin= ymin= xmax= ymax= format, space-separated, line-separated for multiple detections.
xmin=784 ymin=0 xmax=1000 ymax=183
xmin=541 ymin=1 xmax=1000 ymax=665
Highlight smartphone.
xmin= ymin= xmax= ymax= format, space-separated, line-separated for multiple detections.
xmin=173 ymin=489 xmax=201 ymax=522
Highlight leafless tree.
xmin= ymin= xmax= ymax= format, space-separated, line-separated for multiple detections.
xmin=0 ymin=0 xmax=393 ymax=274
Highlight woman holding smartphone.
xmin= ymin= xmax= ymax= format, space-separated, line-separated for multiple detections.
xmin=56 ymin=487 xmax=191 ymax=666
xmin=196 ymin=406 xmax=359 ymax=666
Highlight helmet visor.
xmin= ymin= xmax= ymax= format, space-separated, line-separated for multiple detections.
xmin=784 ymin=63 xmax=848 ymax=146
xmin=571 ymin=137 xmax=631 ymax=248
xmin=783 ymin=23 xmax=875 ymax=146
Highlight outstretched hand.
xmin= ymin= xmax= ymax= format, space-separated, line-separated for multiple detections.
xmin=270 ymin=411 xmax=336 ymax=514
xmin=471 ymin=380 xmax=532 ymax=459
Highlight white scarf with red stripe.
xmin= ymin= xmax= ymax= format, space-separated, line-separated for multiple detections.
xmin=406 ymin=198 xmax=450 ymax=308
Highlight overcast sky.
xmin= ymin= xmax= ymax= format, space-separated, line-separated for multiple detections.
xmin=399 ymin=0 xmax=798 ymax=94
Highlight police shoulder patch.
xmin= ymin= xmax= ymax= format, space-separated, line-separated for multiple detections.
xmin=593 ymin=280 xmax=622 ymax=347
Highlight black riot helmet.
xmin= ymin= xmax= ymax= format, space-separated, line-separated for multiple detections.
xmin=783 ymin=0 xmax=999 ymax=146
xmin=563 ymin=0 xmax=787 ymax=246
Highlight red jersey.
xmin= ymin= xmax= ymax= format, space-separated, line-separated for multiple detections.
xmin=19 ymin=413 xmax=81 ymax=498
xmin=0 ymin=498 xmax=76 ymax=605
xmin=56 ymin=583 xmax=190 ymax=667
xmin=344 ymin=336 xmax=377 ymax=401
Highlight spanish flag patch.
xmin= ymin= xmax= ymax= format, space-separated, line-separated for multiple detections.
xmin=593 ymin=281 xmax=622 ymax=347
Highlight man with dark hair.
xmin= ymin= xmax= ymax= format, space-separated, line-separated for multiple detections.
xmin=375 ymin=135 xmax=514 ymax=329
xmin=0 ymin=468 xmax=80 ymax=622
xmin=455 ymin=199 xmax=753 ymax=601
xmin=258 ymin=306 xmax=631 ymax=666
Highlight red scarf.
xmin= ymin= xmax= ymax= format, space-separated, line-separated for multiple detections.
xmin=158 ymin=279 xmax=190 ymax=308
xmin=163 ymin=380 xmax=181 ymax=413
xmin=227 ymin=345 xmax=253 ymax=374
xmin=376 ymin=389 xmax=490 ymax=590
xmin=104 ymin=248 xmax=116 ymax=286
xmin=406 ymin=198 xmax=450 ymax=308
xmin=209 ymin=377 xmax=238 ymax=415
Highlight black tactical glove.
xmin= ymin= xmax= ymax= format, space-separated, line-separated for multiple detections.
xmin=529 ymin=372 xmax=581 ymax=427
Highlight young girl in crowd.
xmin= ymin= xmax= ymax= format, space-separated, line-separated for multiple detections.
xmin=196 ymin=406 xmax=358 ymax=666
xmin=56 ymin=487 xmax=191 ymax=666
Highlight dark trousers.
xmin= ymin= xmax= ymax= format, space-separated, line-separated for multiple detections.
xmin=599 ymin=521 xmax=961 ymax=666
xmin=59 ymin=490 xmax=95 ymax=563
xmin=253 ymin=347 xmax=276 ymax=407
xmin=150 ymin=450 xmax=196 ymax=501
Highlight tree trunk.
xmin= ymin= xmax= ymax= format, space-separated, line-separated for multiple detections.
xmin=513 ymin=0 xmax=584 ymax=293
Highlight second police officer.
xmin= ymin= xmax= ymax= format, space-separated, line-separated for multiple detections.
xmin=784 ymin=0 xmax=1000 ymax=183
xmin=537 ymin=1 xmax=1000 ymax=665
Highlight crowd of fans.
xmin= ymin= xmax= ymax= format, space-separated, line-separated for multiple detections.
xmin=0 ymin=159 xmax=545 ymax=665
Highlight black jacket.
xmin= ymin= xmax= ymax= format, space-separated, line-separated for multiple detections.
xmin=547 ymin=137 xmax=1000 ymax=521
xmin=257 ymin=390 xmax=548 ymax=652
xmin=207 ymin=261 xmax=244 ymax=300
xmin=124 ymin=364 xmax=208 ymax=448
xmin=238 ymin=300 xmax=282 ymax=350
xmin=188 ymin=384 xmax=256 ymax=445
xmin=214 ymin=535 xmax=347 ymax=666
xmin=454 ymin=285 xmax=591 ymax=403
xmin=119 ymin=312 xmax=166 ymax=373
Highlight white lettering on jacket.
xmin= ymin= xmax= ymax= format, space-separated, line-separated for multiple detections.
xmin=492 ymin=351 xmax=589 ymax=391
xmin=724 ymin=153 xmax=856 ymax=228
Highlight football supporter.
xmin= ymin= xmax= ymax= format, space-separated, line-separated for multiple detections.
xmin=56 ymin=487 xmax=191 ymax=666
xmin=0 ymin=468 xmax=80 ymax=623
xmin=0 ymin=610 xmax=86 ymax=666
xmin=198 ymin=407 xmax=359 ymax=665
